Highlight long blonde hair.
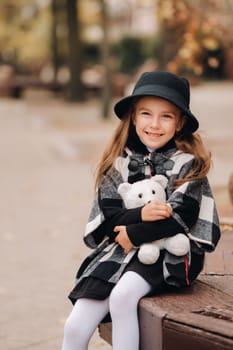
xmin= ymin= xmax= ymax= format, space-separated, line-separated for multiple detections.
xmin=174 ymin=123 xmax=211 ymax=186
xmin=95 ymin=117 xmax=131 ymax=189
xmin=95 ymin=106 xmax=211 ymax=189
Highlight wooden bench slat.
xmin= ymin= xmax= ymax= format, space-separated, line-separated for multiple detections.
xmin=163 ymin=321 xmax=233 ymax=350
xmin=140 ymin=280 xmax=233 ymax=338
xmin=203 ymin=230 xmax=233 ymax=275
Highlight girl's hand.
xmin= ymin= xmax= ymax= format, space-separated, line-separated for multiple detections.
xmin=141 ymin=201 xmax=172 ymax=221
xmin=114 ymin=225 xmax=134 ymax=254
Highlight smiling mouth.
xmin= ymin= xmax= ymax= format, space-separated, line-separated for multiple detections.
xmin=146 ymin=131 xmax=163 ymax=137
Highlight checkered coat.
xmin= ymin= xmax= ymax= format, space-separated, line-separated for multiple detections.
xmin=77 ymin=144 xmax=220 ymax=288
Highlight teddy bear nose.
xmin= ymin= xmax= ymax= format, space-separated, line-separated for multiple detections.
xmin=147 ymin=200 xmax=151 ymax=203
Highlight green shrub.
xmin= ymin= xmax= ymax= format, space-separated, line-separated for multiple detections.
xmin=112 ymin=36 xmax=146 ymax=74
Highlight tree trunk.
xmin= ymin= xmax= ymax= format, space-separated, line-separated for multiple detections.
xmin=51 ymin=0 xmax=59 ymax=81
xmin=65 ymin=0 xmax=84 ymax=101
xmin=100 ymin=0 xmax=111 ymax=119
xmin=229 ymin=174 xmax=233 ymax=205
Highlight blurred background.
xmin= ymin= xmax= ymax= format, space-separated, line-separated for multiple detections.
xmin=0 ymin=0 xmax=233 ymax=105
xmin=0 ymin=1 xmax=233 ymax=350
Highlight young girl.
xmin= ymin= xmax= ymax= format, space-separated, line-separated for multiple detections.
xmin=62 ymin=71 xmax=220 ymax=350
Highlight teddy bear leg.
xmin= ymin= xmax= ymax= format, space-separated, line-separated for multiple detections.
xmin=164 ymin=233 xmax=190 ymax=256
xmin=138 ymin=244 xmax=160 ymax=265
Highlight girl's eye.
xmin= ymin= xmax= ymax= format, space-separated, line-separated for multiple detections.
xmin=152 ymin=190 xmax=156 ymax=194
xmin=138 ymin=193 xmax=143 ymax=198
xmin=163 ymin=114 xmax=173 ymax=119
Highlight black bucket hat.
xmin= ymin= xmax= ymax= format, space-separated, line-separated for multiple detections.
xmin=114 ymin=71 xmax=199 ymax=132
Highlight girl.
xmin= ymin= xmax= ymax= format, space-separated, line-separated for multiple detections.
xmin=62 ymin=71 xmax=220 ymax=350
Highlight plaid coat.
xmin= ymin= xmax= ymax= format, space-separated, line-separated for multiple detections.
xmin=76 ymin=143 xmax=220 ymax=288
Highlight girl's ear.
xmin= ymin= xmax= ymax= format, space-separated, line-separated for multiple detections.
xmin=118 ymin=183 xmax=132 ymax=197
xmin=152 ymin=175 xmax=168 ymax=189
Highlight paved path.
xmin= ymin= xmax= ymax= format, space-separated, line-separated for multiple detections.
xmin=0 ymin=81 xmax=232 ymax=350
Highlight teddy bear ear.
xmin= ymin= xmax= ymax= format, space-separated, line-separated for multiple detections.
xmin=152 ymin=175 xmax=168 ymax=189
xmin=118 ymin=183 xmax=132 ymax=196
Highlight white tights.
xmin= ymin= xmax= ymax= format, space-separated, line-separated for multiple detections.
xmin=62 ymin=271 xmax=152 ymax=350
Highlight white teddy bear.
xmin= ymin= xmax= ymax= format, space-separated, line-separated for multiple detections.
xmin=118 ymin=175 xmax=190 ymax=265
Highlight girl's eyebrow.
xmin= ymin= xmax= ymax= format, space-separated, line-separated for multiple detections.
xmin=137 ymin=106 xmax=151 ymax=111
xmin=137 ymin=106 xmax=177 ymax=115
xmin=162 ymin=111 xmax=177 ymax=115
xmin=137 ymin=106 xmax=156 ymax=113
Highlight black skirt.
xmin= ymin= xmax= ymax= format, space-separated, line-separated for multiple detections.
xmin=68 ymin=248 xmax=204 ymax=305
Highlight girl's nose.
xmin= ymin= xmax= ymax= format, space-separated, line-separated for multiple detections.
xmin=151 ymin=116 xmax=160 ymax=128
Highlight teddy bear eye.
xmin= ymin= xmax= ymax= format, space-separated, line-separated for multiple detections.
xmin=138 ymin=193 xmax=143 ymax=198
xmin=152 ymin=190 xmax=156 ymax=194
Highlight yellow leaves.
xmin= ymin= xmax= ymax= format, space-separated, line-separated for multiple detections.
xmin=0 ymin=3 xmax=51 ymax=65
xmin=178 ymin=47 xmax=192 ymax=59
xmin=17 ymin=34 xmax=49 ymax=64
xmin=207 ymin=57 xmax=220 ymax=69
xmin=80 ymin=0 xmax=101 ymax=25
xmin=157 ymin=0 xmax=223 ymax=76
xmin=158 ymin=0 xmax=174 ymax=21
xmin=158 ymin=0 xmax=189 ymax=24
xmin=202 ymin=37 xmax=220 ymax=51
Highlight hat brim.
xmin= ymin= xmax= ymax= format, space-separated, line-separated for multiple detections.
xmin=114 ymin=87 xmax=199 ymax=132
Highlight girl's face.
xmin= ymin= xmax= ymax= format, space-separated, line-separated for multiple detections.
xmin=133 ymin=96 xmax=183 ymax=150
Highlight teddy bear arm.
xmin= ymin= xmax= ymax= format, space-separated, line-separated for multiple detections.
xmin=163 ymin=233 xmax=190 ymax=256
xmin=138 ymin=243 xmax=161 ymax=265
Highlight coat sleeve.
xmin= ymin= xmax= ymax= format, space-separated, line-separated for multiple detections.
xmin=126 ymin=189 xmax=200 ymax=246
xmin=97 ymin=170 xmax=143 ymax=242
xmin=84 ymin=168 xmax=141 ymax=248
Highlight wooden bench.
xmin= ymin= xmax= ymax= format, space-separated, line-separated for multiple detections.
xmin=99 ymin=228 xmax=233 ymax=349
xmin=11 ymin=76 xmax=64 ymax=98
